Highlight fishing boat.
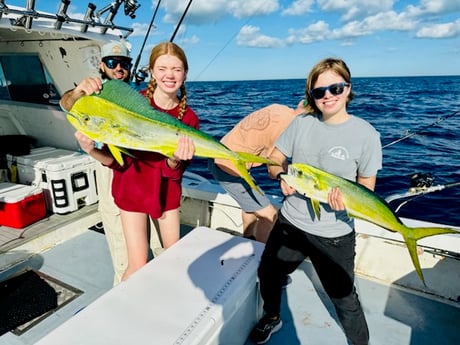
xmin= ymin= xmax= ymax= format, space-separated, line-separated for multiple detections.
xmin=0 ymin=1 xmax=459 ymax=344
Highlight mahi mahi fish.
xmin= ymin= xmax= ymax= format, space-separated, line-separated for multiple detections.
xmin=281 ymin=163 xmax=459 ymax=285
xmin=65 ymin=79 xmax=276 ymax=193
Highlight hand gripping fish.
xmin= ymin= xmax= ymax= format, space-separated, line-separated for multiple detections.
xmin=281 ymin=163 xmax=459 ymax=285
xmin=64 ymin=80 xmax=276 ymax=194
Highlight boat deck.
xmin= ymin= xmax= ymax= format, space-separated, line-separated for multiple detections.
xmin=1 ymin=217 xmax=459 ymax=345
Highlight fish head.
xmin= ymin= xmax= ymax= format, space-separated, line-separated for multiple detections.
xmin=282 ymin=163 xmax=330 ymax=202
xmin=288 ymin=164 xmax=318 ymax=186
xmin=282 ymin=164 xmax=318 ymax=196
xmin=66 ymin=109 xmax=110 ymax=141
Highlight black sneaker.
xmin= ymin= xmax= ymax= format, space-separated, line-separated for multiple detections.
xmin=249 ymin=315 xmax=282 ymax=344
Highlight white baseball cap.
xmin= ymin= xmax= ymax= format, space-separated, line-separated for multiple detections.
xmin=101 ymin=41 xmax=132 ymax=59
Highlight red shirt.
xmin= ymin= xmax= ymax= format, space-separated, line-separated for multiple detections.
xmin=109 ymin=91 xmax=200 ymax=218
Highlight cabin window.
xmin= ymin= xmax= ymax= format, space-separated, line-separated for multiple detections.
xmin=0 ymin=54 xmax=60 ymax=105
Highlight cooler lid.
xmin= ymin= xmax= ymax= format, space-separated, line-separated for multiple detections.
xmin=0 ymin=183 xmax=42 ymax=202
xmin=35 ymin=227 xmax=264 ymax=345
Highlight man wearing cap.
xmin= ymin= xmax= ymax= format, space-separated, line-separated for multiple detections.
xmin=60 ymin=40 xmax=133 ymax=285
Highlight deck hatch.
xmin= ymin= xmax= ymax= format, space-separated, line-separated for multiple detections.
xmin=0 ymin=270 xmax=83 ymax=336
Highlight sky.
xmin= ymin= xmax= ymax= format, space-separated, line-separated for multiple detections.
xmin=7 ymin=0 xmax=460 ymax=81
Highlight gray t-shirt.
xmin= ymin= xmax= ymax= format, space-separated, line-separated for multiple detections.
xmin=276 ymin=114 xmax=382 ymax=237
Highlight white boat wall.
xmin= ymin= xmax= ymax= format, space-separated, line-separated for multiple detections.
xmin=0 ymin=2 xmax=459 ymax=345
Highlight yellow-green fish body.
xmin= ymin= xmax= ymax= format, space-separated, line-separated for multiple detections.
xmin=65 ymin=80 xmax=275 ymax=193
xmin=282 ymin=163 xmax=459 ymax=285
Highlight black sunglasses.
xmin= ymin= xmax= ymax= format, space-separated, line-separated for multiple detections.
xmin=103 ymin=57 xmax=132 ymax=70
xmin=310 ymin=82 xmax=350 ymax=100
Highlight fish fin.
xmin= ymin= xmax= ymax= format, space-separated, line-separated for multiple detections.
xmin=97 ymin=80 xmax=153 ymax=114
xmin=108 ymin=144 xmax=125 ymax=166
xmin=118 ymin=147 xmax=135 ymax=158
xmin=311 ymin=199 xmax=321 ymax=220
xmin=401 ymin=226 xmax=458 ymax=286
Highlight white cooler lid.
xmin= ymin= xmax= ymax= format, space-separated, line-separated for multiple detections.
xmin=36 ymin=227 xmax=264 ymax=345
xmin=0 ymin=183 xmax=42 ymax=202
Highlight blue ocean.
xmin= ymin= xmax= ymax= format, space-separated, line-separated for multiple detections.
xmin=182 ymin=76 xmax=460 ymax=227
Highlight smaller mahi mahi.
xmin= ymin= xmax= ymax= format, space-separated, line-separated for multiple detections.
xmin=281 ymin=162 xmax=459 ymax=285
xmin=65 ymin=80 xmax=276 ymax=193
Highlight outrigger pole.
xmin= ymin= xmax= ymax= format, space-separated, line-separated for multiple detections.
xmin=169 ymin=0 xmax=193 ymax=42
xmin=131 ymin=0 xmax=162 ymax=83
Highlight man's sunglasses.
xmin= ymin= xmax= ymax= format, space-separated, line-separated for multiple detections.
xmin=103 ymin=58 xmax=132 ymax=70
xmin=310 ymin=82 xmax=350 ymax=100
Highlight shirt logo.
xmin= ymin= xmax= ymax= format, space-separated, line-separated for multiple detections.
xmin=328 ymin=146 xmax=349 ymax=161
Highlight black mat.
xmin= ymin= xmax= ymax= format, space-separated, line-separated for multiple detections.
xmin=0 ymin=270 xmax=57 ymax=336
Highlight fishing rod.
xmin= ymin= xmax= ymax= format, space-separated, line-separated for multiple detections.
xmin=382 ymin=108 xmax=460 ymax=149
xmin=386 ymin=181 xmax=460 ymax=213
xmin=169 ymin=0 xmax=193 ymax=42
xmin=381 ymin=109 xmax=460 ymax=211
xmin=130 ymin=0 xmax=192 ymax=83
xmin=131 ymin=0 xmax=162 ymax=83
xmin=385 ymin=170 xmax=460 ymax=212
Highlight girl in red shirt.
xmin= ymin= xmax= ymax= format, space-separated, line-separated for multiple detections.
xmin=76 ymin=42 xmax=199 ymax=281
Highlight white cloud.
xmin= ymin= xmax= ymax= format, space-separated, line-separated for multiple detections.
xmin=160 ymin=0 xmax=279 ymax=24
xmin=236 ymin=25 xmax=285 ymax=47
xmin=316 ymin=0 xmax=395 ymax=21
xmin=156 ymin=0 xmax=460 ymax=48
xmin=286 ymin=20 xmax=330 ymax=44
xmin=417 ymin=0 xmax=460 ymax=14
xmin=131 ymin=22 xmax=157 ymax=37
xmin=227 ymin=0 xmax=279 ymax=18
xmin=286 ymin=10 xmax=417 ymax=44
xmin=282 ymin=0 xmax=314 ymax=16
xmin=416 ymin=18 xmax=460 ymax=38
xmin=161 ymin=0 xmax=227 ymax=24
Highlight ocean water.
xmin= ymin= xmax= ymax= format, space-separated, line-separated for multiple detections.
xmin=182 ymin=76 xmax=460 ymax=227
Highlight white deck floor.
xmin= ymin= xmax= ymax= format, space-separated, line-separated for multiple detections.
xmin=1 ymin=224 xmax=459 ymax=345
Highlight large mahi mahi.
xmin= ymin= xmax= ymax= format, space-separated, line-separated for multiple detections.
xmin=281 ymin=162 xmax=459 ymax=285
xmin=64 ymin=80 xmax=276 ymax=193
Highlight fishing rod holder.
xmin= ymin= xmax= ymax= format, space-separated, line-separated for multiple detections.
xmin=55 ymin=0 xmax=70 ymax=30
xmin=0 ymin=1 xmax=139 ymax=37
xmin=80 ymin=2 xmax=96 ymax=33
xmin=95 ymin=0 xmax=140 ymax=33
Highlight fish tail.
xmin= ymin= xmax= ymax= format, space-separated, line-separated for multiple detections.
xmin=229 ymin=158 xmax=263 ymax=195
xmin=402 ymin=226 xmax=458 ymax=286
xmin=403 ymin=236 xmax=426 ymax=286
xmin=226 ymin=151 xmax=279 ymax=194
xmin=235 ymin=152 xmax=279 ymax=166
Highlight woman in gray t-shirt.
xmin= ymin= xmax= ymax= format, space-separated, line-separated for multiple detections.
xmin=249 ymin=58 xmax=382 ymax=345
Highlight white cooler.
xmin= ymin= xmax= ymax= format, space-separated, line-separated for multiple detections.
xmin=7 ymin=147 xmax=98 ymax=214
xmin=36 ymin=227 xmax=265 ymax=345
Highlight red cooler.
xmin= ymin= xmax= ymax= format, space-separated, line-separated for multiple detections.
xmin=0 ymin=183 xmax=46 ymax=229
